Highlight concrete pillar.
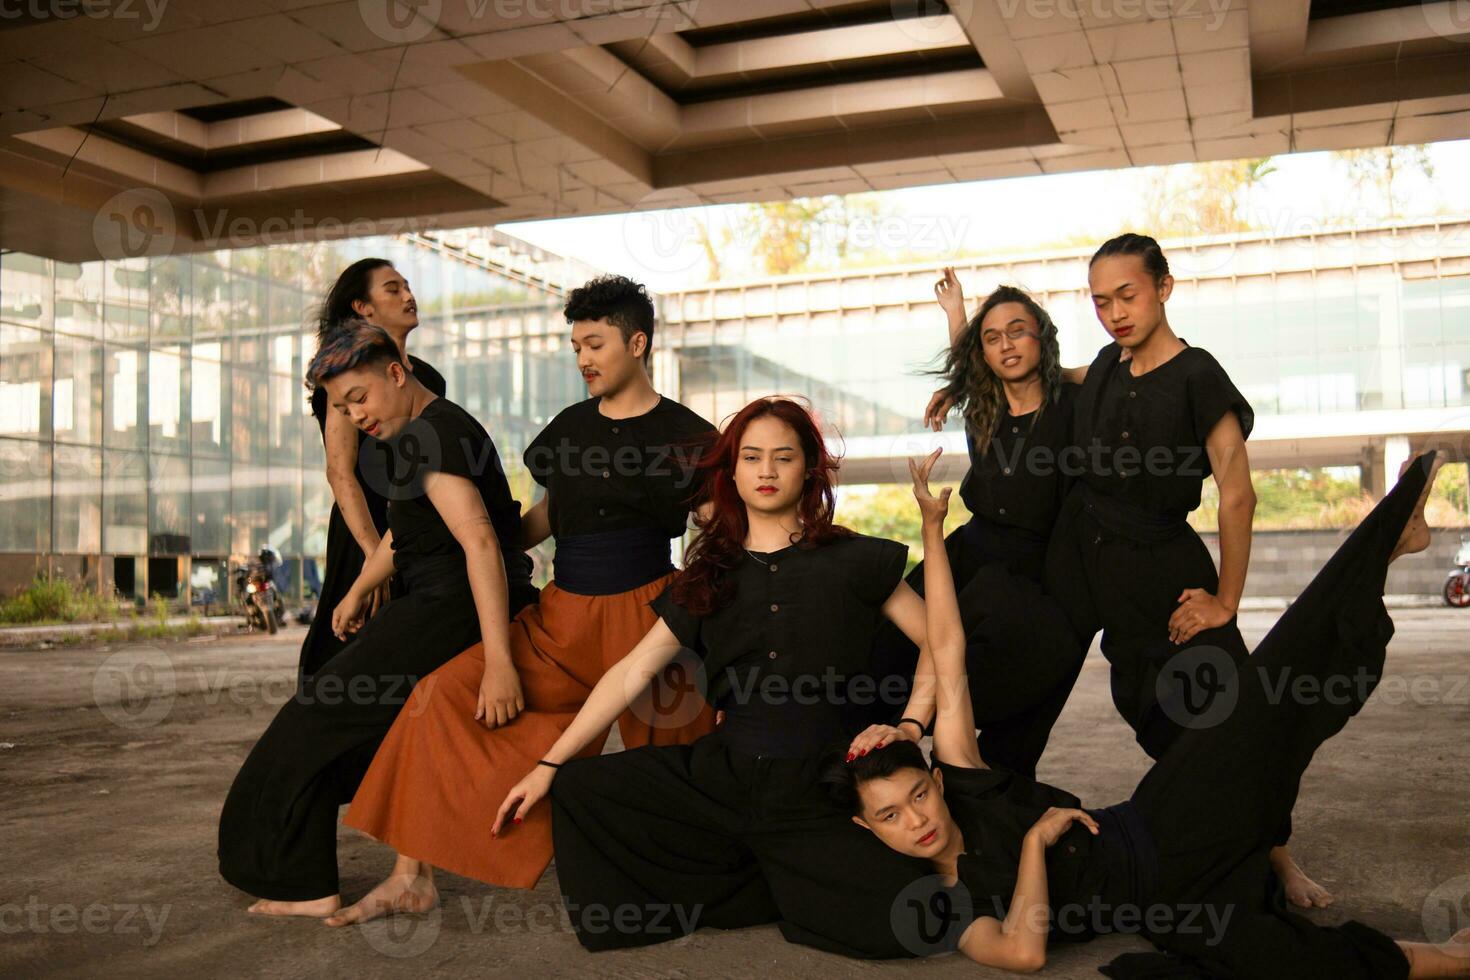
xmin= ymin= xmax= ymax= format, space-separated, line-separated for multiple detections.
xmin=1370 ymin=270 xmax=1405 ymax=411
xmin=1383 ymin=434 xmax=1411 ymax=498
xmin=1361 ymin=441 xmax=1382 ymax=497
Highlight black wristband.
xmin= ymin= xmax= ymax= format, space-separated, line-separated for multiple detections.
xmin=537 ymin=759 xmax=562 ymax=770
xmin=898 ymin=717 xmax=925 ymax=736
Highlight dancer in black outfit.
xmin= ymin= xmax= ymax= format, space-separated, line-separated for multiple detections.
xmin=218 ymin=322 xmax=536 ymax=917
xmin=492 ymin=397 xmax=946 ymax=959
xmin=869 ymin=275 xmax=1085 ymax=777
xmin=299 ymin=259 xmax=446 ymax=680
xmin=1044 ymin=233 xmax=1328 ymax=909
xmin=833 ymin=448 xmax=1467 ymax=978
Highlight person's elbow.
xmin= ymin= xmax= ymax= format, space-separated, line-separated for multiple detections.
xmin=1220 ymin=480 xmax=1257 ymax=520
xmin=1009 ymin=947 xmax=1046 ymax=974
xmin=459 ymin=522 xmax=503 ymax=558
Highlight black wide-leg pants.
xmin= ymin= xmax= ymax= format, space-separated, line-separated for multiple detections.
xmin=549 ymin=733 xmax=935 ymax=958
xmin=868 ymin=520 xmax=1086 ymax=777
xmin=1044 ymin=490 xmax=1254 ymax=761
xmin=1122 ymin=455 xmax=1431 ymax=980
xmin=219 ymin=562 xmax=535 ymax=901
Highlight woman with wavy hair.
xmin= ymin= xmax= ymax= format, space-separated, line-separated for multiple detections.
xmin=490 ymin=396 xmax=946 ymax=959
xmin=870 ymin=273 xmax=1086 ymax=777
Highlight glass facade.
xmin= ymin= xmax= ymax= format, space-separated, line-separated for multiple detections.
xmin=4 ymin=218 xmax=1470 ymax=600
xmin=663 ymin=226 xmax=1470 ymax=432
xmin=0 ymin=236 xmax=579 ymax=600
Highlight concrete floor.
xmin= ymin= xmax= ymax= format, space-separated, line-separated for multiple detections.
xmin=1 ymin=610 xmax=1467 ymax=979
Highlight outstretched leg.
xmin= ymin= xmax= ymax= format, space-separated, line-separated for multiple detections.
xmin=1135 ymin=452 xmax=1439 ymax=877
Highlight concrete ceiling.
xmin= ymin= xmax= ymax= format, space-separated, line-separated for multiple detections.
xmin=2 ymin=0 xmax=1469 ymax=262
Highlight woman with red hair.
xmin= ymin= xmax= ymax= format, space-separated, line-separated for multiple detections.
xmin=492 ymin=396 xmax=943 ymax=959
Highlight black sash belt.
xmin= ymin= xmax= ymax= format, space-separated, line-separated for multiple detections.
xmin=554 ymin=525 xmax=674 ymax=596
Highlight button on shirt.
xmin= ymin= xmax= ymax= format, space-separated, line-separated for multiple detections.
xmin=1072 ymin=342 xmax=1253 ymax=519
xmin=652 ymin=534 xmax=908 ymax=757
xmin=523 ymin=396 xmax=716 ymax=539
xmin=958 ymin=383 xmax=1080 ymax=536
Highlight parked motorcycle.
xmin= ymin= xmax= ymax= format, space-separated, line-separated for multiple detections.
xmin=1443 ymin=536 xmax=1470 ymax=608
xmin=235 ymin=547 xmax=285 ymax=633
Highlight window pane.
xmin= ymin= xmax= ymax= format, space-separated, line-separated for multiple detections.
xmin=103 ymin=449 xmax=148 ymax=554
xmin=231 ymin=367 xmax=269 ymax=462
xmin=104 ymin=258 xmax=149 ymax=343
xmin=0 ymin=438 xmax=50 ymax=552
xmin=149 ymin=453 xmax=189 ymax=552
xmin=190 ymin=456 xmax=230 ymax=555
xmin=54 ymin=261 xmax=104 ymax=338
xmin=53 ymin=444 xmax=102 ymax=554
xmin=190 ymin=345 xmax=227 ymax=455
xmin=54 ymin=333 xmax=104 ymax=445
xmin=149 ymin=346 xmax=188 ymax=454
xmin=0 ymin=322 xmax=52 ymax=437
xmin=104 ymin=345 xmax=146 ymax=449
xmin=2 ymin=252 xmax=52 ymax=330
xmin=230 ymin=458 xmax=268 ymax=555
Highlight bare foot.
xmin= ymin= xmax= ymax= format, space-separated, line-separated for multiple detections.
xmin=247 ymin=895 xmax=341 ymax=918
xmin=324 ymin=872 xmax=437 ymax=927
xmin=1271 ymin=847 xmax=1334 ymax=909
xmin=1392 ymin=451 xmax=1442 ymax=561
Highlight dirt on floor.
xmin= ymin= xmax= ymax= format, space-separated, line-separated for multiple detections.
xmin=1 ymin=610 xmax=1468 ymax=979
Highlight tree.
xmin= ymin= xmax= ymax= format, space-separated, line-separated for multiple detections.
xmin=721 ymin=193 xmax=895 ymax=277
xmin=1333 ymin=145 xmax=1434 ymax=219
xmin=1136 ymin=156 xmax=1277 ymax=236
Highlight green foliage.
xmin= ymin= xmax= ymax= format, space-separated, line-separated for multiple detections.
xmin=1191 ymin=464 xmax=1470 ymax=532
xmin=838 ymin=484 xmax=974 ymax=575
xmin=0 ymin=576 xmax=120 ymax=625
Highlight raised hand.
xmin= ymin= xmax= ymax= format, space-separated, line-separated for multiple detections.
xmin=934 ymin=266 xmax=965 ymax=319
xmin=908 ymin=447 xmax=952 ymax=526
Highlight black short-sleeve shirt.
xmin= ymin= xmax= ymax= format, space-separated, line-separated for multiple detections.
xmin=523 ymin=396 xmax=715 ymax=539
xmin=929 ymin=760 xmax=1105 ymax=952
xmin=310 ymin=355 xmax=447 ymax=531
xmin=959 ymin=383 xmax=1079 ymax=535
xmin=650 ymin=533 xmax=908 ymax=755
xmin=382 ymin=397 xmax=526 ymax=573
xmin=1072 ymin=341 xmax=1253 ymax=519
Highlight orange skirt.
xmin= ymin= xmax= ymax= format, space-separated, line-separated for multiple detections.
xmin=343 ymin=572 xmax=714 ymax=889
